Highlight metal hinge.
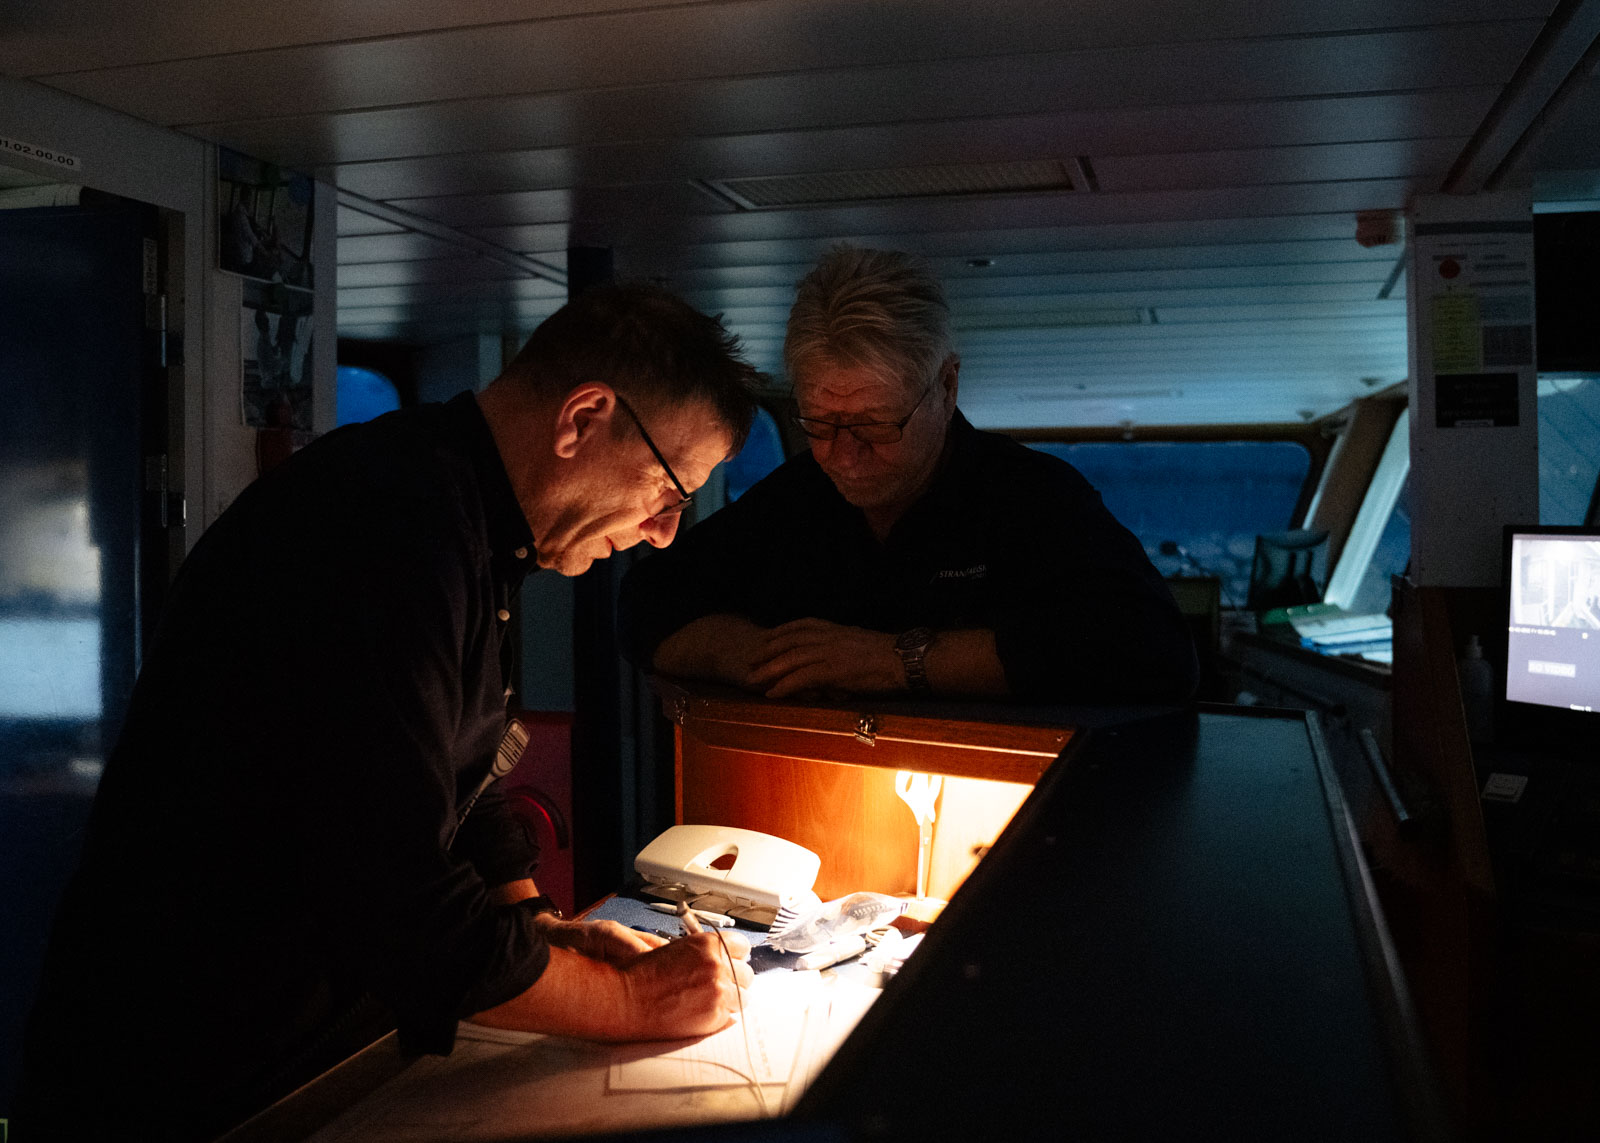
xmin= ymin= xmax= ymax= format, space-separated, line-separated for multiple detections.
xmin=144 ymin=454 xmax=186 ymax=529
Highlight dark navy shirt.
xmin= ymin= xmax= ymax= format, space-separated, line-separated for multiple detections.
xmin=22 ymin=393 xmax=551 ymax=1140
xmin=621 ymin=411 xmax=1197 ymax=702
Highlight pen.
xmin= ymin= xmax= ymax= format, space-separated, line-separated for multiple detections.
xmin=645 ymin=901 xmax=734 ymax=927
xmin=676 ymin=900 xmax=703 ymax=936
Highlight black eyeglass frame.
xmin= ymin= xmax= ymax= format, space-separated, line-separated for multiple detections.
xmin=792 ymin=381 xmax=933 ymax=445
xmin=615 ymin=394 xmax=694 ymax=518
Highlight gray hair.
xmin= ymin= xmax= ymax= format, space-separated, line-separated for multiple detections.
xmin=783 ymin=245 xmax=954 ymax=392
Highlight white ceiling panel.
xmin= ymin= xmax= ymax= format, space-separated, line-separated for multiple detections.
xmin=325 ymin=100 xmax=1493 ymax=202
xmin=42 ymin=18 xmax=1538 ymax=131
xmin=336 ymin=256 xmax=566 ymax=290
xmin=389 ymin=183 xmax=732 ymax=229
xmin=688 ymin=275 xmax=1392 ymax=314
xmin=337 ymin=277 xmax=569 ymax=309
xmin=183 ymin=66 xmax=1507 ymax=171
xmin=335 ymin=206 xmax=405 ymax=236
xmin=336 ymin=232 xmax=494 ymax=264
xmin=1093 ymin=138 xmax=1471 ymax=193
xmin=712 ymin=285 xmax=1399 ymax=327
xmin=3 ymin=0 xmax=1553 ymax=77
xmin=0 ymin=0 xmax=688 ymax=74
xmin=471 ymin=181 xmax=1425 ymax=250
xmin=5 ymin=0 xmax=1590 ymax=425
xmin=654 ymin=242 xmax=1398 ymax=291
xmin=617 ymin=217 xmax=1406 ymax=272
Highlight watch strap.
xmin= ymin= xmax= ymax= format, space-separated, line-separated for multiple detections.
xmin=894 ymin=626 xmax=935 ymax=693
xmin=522 ymin=894 xmax=564 ymax=919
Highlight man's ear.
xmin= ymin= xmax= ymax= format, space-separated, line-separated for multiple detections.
xmin=941 ymin=355 xmax=961 ymax=409
xmin=551 ymin=382 xmax=618 ymax=459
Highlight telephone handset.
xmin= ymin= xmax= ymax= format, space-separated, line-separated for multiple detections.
xmin=634 ymin=824 xmax=821 ymax=926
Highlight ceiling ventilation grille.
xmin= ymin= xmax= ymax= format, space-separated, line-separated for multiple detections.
xmin=706 ymin=159 xmax=1078 ymax=209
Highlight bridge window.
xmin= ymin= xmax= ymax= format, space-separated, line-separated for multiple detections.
xmin=724 ymin=406 xmax=785 ymax=502
xmin=336 ymin=365 xmax=401 ymax=427
xmin=1538 ymin=375 xmax=1600 ymax=525
xmin=1029 ymin=440 xmax=1311 ymax=607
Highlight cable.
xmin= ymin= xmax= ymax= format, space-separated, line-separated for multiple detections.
xmin=719 ymin=927 xmax=770 ymax=1119
xmin=680 ymin=901 xmax=769 ymax=1117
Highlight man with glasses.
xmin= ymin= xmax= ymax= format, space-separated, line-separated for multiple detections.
xmin=620 ymin=247 xmax=1197 ymax=703
xmin=20 ymin=285 xmax=759 ymax=1142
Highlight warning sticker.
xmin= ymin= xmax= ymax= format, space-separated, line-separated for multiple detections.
xmin=1431 ymin=293 xmax=1481 ymax=374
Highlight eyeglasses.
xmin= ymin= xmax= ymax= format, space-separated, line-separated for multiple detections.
xmin=793 ymin=383 xmax=931 ymax=445
xmin=615 ymin=394 xmax=694 ymax=518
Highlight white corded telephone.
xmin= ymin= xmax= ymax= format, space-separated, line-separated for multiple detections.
xmin=634 ymin=824 xmax=821 ymax=926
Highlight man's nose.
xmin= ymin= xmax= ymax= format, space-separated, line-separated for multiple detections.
xmin=642 ymin=512 xmax=681 ymax=548
xmin=820 ymin=431 xmax=870 ymax=468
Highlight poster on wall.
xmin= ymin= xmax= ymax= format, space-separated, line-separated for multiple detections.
xmin=218 ymin=146 xmax=314 ymax=288
xmin=240 ymin=281 xmax=314 ymax=434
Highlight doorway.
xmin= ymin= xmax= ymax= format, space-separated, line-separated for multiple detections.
xmin=0 ymin=180 xmax=173 ymax=1112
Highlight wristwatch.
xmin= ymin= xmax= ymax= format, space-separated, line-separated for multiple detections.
xmin=522 ymin=894 xmax=564 ymax=920
xmin=894 ymin=627 xmax=936 ymax=693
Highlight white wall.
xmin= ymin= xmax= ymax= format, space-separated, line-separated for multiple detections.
xmin=1406 ymin=191 xmax=1541 ymax=586
xmin=2 ymin=73 xmax=337 ymax=539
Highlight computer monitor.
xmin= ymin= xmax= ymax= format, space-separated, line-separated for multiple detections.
xmin=1503 ymin=527 xmax=1600 ymax=737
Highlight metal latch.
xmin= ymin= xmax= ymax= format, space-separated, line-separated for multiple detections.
xmin=853 ymin=714 xmax=878 ymax=745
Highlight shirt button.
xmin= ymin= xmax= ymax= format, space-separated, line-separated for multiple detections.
xmin=513 ymin=547 xmax=528 ymax=560
xmin=497 ymin=608 xmax=511 ymax=621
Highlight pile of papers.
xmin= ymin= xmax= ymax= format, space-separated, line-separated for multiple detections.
xmin=1288 ymin=610 xmax=1393 ymax=663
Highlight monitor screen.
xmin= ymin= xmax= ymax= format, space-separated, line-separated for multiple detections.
xmin=1505 ymin=528 xmax=1600 ymax=715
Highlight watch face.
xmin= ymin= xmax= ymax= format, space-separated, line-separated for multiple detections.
xmin=897 ymin=626 xmax=934 ymax=653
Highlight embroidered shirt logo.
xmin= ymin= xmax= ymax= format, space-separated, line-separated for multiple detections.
xmin=933 ymin=563 xmax=987 ymax=581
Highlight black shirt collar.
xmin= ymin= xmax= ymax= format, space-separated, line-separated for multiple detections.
xmin=443 ymin=391 xmax=536 ymax=583
xmin=878 ymin=408 xmax=981 ymax=546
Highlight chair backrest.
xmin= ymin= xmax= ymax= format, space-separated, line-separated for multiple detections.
xmin=1247 ymin=529 xmax=1330 ymax=611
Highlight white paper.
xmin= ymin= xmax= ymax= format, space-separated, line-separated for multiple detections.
xmin=609 ymin=971 xmax=821 ymax=1091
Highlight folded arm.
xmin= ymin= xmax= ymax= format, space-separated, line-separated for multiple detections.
xmin=653 ymin=614 xmax=1009 ymax=699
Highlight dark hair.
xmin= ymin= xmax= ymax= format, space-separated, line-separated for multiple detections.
xmin=506 ymin=282 xmax=760 ymax=450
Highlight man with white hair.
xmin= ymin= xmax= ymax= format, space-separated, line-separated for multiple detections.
xmin=620 ymin=246 xmax=1197 ymax=703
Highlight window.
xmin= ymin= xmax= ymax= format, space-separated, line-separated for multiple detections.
xmin=724 ymin=406 xmax=785 ymax=502
xmin=1324 ymin=408 xmax=1409 ymax=613
xmin=1338 ymin=475 xmax=1411 ymax=617
xmin=336 ymin=365 xmax=401 ymax=427
xmin=1028 ymin=440 xmax=1311 ymax=606
xmin=1539 ymin=375 xmax=1600 ymax=525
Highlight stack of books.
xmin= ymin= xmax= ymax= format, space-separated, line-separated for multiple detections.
xmin=1285 ymin=609 xmax=1393 ymax=663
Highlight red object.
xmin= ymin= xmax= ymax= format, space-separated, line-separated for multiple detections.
xmin=502 ymin=711 xmax=575 ymax=915
xmin=1439 ymin=258 xmax=1461 ymax=280
xmin=1354 ymin=210 xmax=1397 ymax=248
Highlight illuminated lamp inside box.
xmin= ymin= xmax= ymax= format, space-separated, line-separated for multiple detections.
xmin=659 ymin=683 xmax=1073 ymax=904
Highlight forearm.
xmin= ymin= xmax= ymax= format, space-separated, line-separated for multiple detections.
xmin=470 ymin=933 xmax=749 ymax=1042
xmin=469 ymin=945 xmax=637 ymax=1040
xmin=651 ymin=613 xmax=768 ymax=683
xmin=924 ymin=629 xmax=1010 ymax=697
